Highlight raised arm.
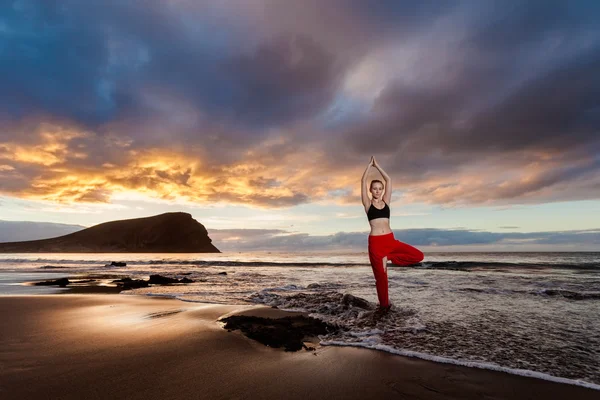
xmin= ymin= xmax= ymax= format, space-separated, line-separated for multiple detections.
xmin=361 ymin=157 xmax=374 ymax=211
xmin=373 ymin=158 xmax=392 ymax=204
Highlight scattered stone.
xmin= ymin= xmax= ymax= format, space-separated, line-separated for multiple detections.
xmin=342 ymin=293 xmax=374 ymax=310
xmin=219 ymin=315 xmax=339 ymax=352
xmin=112 ymin=277 xmax=149 ymax=289
xmin=34 ymin=278 xmax=70 ymax=287
xmin=105 ymin=261 xmax=127 ymax=267
xmin=111 ymin=274 xmax=194 ymax=289
xmin=123 ymin=280 xmax=149 ymax=289
xmin=149 ymin=274 xmax=180 ymax=284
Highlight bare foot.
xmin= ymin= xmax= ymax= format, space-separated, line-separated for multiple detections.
xmin=373 ymin=304 xmax=392 ymax=320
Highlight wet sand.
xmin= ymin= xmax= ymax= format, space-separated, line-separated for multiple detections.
xmin=0 ymin=292 xmax=598 ymax=400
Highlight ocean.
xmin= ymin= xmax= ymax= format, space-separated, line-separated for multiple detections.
xmin=1 ymin=251 xmax=599 ymax=390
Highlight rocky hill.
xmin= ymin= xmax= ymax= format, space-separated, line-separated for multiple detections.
xmin=0 ymin=212 xmax=220 ymax=253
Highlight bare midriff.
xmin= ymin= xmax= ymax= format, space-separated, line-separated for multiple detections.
xmin=369 ymin=218 xmax=392 ymax=236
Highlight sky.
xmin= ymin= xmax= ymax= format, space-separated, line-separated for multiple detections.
xmin=0 ymin=0 xmax=599 ymax=251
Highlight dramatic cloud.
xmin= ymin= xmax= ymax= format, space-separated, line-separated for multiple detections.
xmin=1 ymin=0 xmax=599 ymax=209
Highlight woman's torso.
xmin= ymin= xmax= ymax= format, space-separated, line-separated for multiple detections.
xmin=366 ymin=201 xmax=392 ymax=236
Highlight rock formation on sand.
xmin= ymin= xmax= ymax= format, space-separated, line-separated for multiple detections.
xmin=0 ymin=212 xmax=220 ymax=253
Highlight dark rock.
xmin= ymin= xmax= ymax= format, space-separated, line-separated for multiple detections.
xmin=112 ymin=277 xmax=149 ymax=289
xmin=0 ymin=212 xmax=220 ymax=253
xmin=219 ymin=315 xmax=339 ymax=352
xmin=109 ymin=261 xmax=127 ymax=267
xmin=111 ymin=274 xmax=194 ymax=289
xmin=217 ymin=272 xmax=227 ymax=275
xmin=148 ymin=274 xmax=180 ymax=284
xmin=34 ymin=278 xmax=70 ymax=287
xmin=121 ymin=279 xmax=149 ymax=289
xmin=342 ymin=293 xmax=374 ymax=310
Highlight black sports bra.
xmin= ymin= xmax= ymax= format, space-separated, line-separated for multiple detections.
xmin=367 ymin=201 xmax=390 ymax=221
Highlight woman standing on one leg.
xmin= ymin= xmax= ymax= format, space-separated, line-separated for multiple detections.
xmin=361 ymin=156 xmax=424 ymax=314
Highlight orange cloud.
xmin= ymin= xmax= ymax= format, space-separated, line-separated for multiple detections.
xmin=0 ymin=123 xmax=89 ymax=166
xmin=0 ymin=121 xmax=328 ymax=206
xmin=1 ymin=119 xmax=598 ymax=209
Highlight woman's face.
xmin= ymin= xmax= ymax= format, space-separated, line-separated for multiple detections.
xmin=370 ymin=183 xmax=384 ymax=199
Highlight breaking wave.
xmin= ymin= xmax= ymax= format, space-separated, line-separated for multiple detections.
xmin=248 ymin=289 xmax=600 ymax=390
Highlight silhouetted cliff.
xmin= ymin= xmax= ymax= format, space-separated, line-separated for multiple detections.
xmin=0 ymin=212 xmax=220 ymax=253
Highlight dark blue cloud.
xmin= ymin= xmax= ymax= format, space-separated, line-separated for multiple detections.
xmin=334 ymin=1 xmax=600 ymax=197
xmin=0 ymin=1 xmax=342 ymax=132
xmin=0 ymin=1 xmax=112 ymax=125
xmin=348 ymin=0 xmax=459 ymax=31
xmin=470 ymin=0 xmax=600 ymax=51
xmin=3 ymin=0 xmax=600 ymax=136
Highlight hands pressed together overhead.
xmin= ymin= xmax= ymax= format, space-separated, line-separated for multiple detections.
xmin=369 ymin=156 xmax=380 ymax=168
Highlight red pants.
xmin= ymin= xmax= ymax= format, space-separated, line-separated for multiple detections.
xmin=368 ymin=233 xmax=424 ymax=307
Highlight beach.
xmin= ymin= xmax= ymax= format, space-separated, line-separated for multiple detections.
xmin=2 ymin=0 xmax=599 ymax=397
xmin=1 ymin=290 xmax=598 ymax=400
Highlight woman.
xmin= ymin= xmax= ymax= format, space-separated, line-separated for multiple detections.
xmin=361 ymin=156 xmax=424 ymax=314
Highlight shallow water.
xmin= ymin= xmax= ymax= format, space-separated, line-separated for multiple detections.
xmin=1 ymin=251 xmax=599 ymax=389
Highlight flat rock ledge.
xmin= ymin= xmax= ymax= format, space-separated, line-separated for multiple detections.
xmin=219 ymin=315 xmax=340 ymax=352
